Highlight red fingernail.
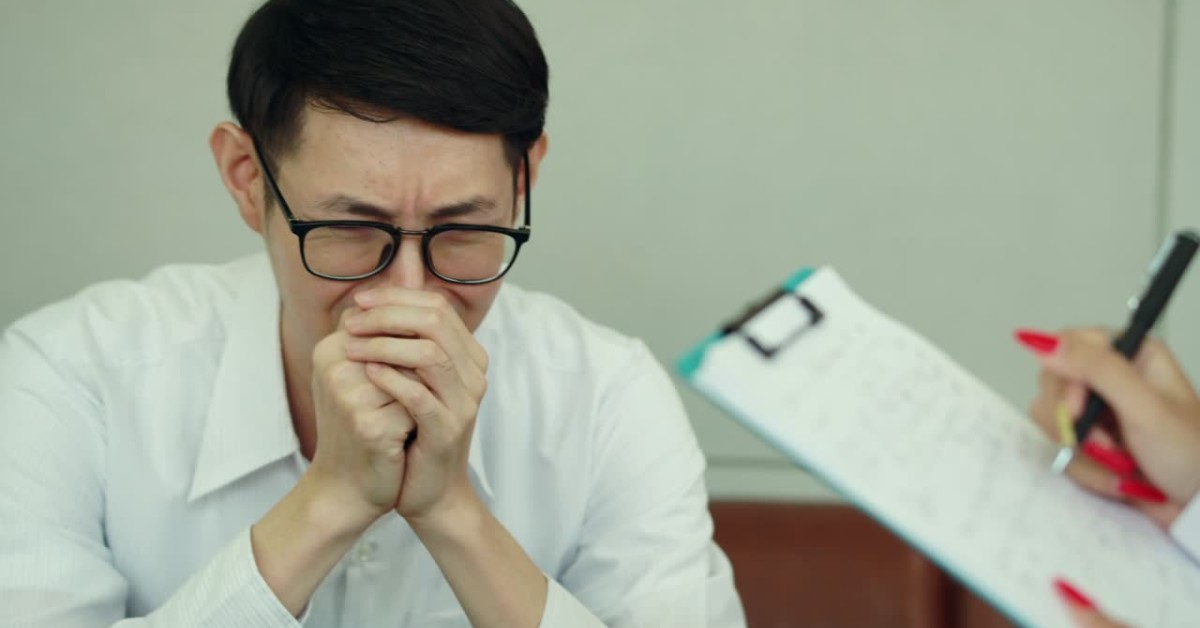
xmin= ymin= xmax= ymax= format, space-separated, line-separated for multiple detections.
xmin=1082 ymin=442 xmax=1139 ymax=477
xmin=1015 ymin=329 xmax=1060 ymax=355
xmin=1117 ymin=479 xmax=1168 ymax=504
xmin=1053 ymin=578 xmax=1096 ymax=610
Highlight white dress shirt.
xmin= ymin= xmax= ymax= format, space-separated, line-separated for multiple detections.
xmin=0 ymin=254 xmax=746 ymax=628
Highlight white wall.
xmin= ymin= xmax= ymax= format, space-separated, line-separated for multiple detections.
xmin=1166 ymin=0 xmax=1200 ymax=383
xmin=0 ymin=1 xmax=262 ymax=315
xmin=0 ymin=1 xmax=1181 ymax=501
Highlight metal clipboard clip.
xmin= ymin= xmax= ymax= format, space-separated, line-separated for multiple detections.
xmin=720 ymin=286 xmax=825 ymax=359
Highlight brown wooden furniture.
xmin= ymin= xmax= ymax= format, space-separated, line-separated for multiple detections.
xmin=711 ymin=501 xmax=1015 ymax=628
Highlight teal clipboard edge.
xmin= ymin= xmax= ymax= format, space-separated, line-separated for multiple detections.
xmin=676 ymin=267 xmax=816 ymax=380
xmin=673 ymin=266 xmax=1038 ymax=628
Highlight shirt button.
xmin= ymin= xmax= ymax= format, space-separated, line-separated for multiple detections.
xmin=356 ymin=540 xmax=377 ymax=563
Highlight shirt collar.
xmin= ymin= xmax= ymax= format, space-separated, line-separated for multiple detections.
xmin=187 ymin=257 xmax=297 ymax=502
xmin=188 ymin=255 xmax=496 ymax=504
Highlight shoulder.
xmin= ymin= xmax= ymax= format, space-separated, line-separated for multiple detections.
xmin=480 ymin=282 xmax=654 ymax=377
xmin=478 ymin=282 xmax=685 ymax=441
xmin=4 ymin=256 xmax=259 ymax=370
xmin=480 ymin=284 xmax=704 ymax=509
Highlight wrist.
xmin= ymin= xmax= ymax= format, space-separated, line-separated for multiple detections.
xmin=406 ymin=483 xmax=486 ymax=542
xmin=295 ymin=470 xmax=386 ymax=542
xmin=250 ymin=472 xmax=381 ymax=617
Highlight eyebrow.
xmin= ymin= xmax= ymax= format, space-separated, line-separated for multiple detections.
xmin=316 ymin=194 xmax=499 ymax=222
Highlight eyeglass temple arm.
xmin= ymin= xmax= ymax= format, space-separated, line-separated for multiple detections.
xmin=250 ymin=137 xmax=299 ymax=222
xmin=522 ymin=153 xmax=532 ymax=228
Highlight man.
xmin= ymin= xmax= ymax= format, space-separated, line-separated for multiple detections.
xmin=0 ymin=0 xmax=745 ymax=626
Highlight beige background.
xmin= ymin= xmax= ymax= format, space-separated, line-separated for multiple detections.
xmin=1 ymin=0 xmax=1196 ymax=500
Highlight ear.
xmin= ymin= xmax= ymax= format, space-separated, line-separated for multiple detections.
xmin=520 ymin=132 xmax=549 ymax=197
xmin=210 ymin=122 xmax=266 ymax=234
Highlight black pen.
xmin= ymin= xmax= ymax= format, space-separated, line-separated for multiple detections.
xmin=1051 ymin=229 xmax=1200 ymax=473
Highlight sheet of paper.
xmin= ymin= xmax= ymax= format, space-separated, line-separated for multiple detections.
xmin=691 ymin=268 xmax=1200 ymax=627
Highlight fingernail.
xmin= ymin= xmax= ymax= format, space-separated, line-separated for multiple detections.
xmin=1117 ymin=478 xmax=1168 ymax=504
xmin=1082 ymin=442 xmax=1139 ymax=477
xmin=1015 ymin=329 xmax=1060 ymax=355
xmin=354 ymin=291 xmax=378 ymax=307
xmin=1053 ymin=578 xmax=1096 ymax=610
xmin=365 ymin=362 xmax=387 ymax=375
xmin=345 ymin=339 xmax=367 ymax=357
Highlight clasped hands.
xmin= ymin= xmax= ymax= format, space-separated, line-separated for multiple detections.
xmin=308 ymin=288 xmax=488 ymax=533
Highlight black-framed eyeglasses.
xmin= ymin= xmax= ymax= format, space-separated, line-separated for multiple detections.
xmin=253 ymin=139 xmax=531 ymax=285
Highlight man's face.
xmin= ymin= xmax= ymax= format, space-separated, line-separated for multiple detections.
xmin=256 ymin=109 xmax=524 ymax=353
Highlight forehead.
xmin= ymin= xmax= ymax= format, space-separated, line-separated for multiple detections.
xmin=282 ymin=106 xmax=510 ymax=189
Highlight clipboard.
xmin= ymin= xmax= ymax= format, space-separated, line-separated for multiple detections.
xmin=677 ymin=266 xmax=1200 ymax=628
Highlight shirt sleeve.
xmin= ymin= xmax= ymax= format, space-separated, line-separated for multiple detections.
xmin=539 ymin=341 xmax=746 ymax=628
xmin=1169 ymin=495 xmax=1200 ymax=563
xmin=0 ymin=327 xmax=300 ymax=628
xmin=538 ymin=579 xmax=606 ymax=628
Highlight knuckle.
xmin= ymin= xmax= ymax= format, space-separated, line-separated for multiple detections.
xmin=313 ymin=333 xmax=343 ymax=365
xmin=1064 ymin=329 xmax=1109 ymax=358
xmin=327 ymin=361 xmax=361 ymax=387
xmin=353 ymin=416 xmax=386 ymax=443
xmin=406 ymin=387 xmax=435 ymax=414
xmin=404 ymin=381 xmax=429 ymax=405
xmin=418 ymin=340 xmax=443 ymax=366
xmin=388 ymin=375 xmax=418 ymax=403
xmin=426 ymin=291 xmax=451 ymax=312
xmin=476 ymin=347 xmax=490 ymax=372
xmin=346 ymin=382 xmax=377 ymax=408
xmin=436 ymin=350 xmax=455 ymax=372
xmin=461 ymin=368 xmax=487 ymax=399
xmin=419 ymin=309 xmax=441 ymax=331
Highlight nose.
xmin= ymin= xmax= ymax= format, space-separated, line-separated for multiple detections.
xmin=375 ymin=234 xmax=428 ymax=290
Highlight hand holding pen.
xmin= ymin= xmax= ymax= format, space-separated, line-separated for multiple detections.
xmin=1019 ymin=328 xmax=1200 ymax=527
xmin=1054 ymin=231 xmax=1198 ymax=470
xmin=1018 ymin=230 xmax=1200 ymax=526
xmin=1018 ymin=329 xmax=1200 ymax=628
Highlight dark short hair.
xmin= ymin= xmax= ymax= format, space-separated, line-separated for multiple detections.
xmin=228 ymin=0 xmax=549 ymax=170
